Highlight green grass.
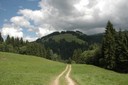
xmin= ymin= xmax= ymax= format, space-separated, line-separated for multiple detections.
xmin=0 ymin=52 xmax=66 ymax=85
xmin=1 ymin=52 xmax=128 ymax=85
xmin=52 ymin=34 xmax=85 ymax=44
xmin=71 ymin=64 xmax=128 ymax=85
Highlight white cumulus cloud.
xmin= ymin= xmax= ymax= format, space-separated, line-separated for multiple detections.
xmin=10 ymin=16 xmax=30 ymax=28
xmin=18 ymin=9 xmax=44 ymax=25
xmin=2 ymin=25 xmax=23 ymax=38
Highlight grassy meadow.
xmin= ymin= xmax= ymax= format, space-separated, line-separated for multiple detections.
xmin=0 ymin=52 xmax=66 ymax=85
xmin=71 ymin=64 xmax=128 ymax=85
xmin=1 ymin=52 xmax=128 ymax=85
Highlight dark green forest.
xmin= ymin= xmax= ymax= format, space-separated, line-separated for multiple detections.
xmin=36 ymin=30 xmax=103 ymax=60
xmin=0 ymin=21 xmax=128 ymax=73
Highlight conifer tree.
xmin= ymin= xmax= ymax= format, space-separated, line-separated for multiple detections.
xmin=102 ymin=21 xmax=116 ymax=69
xmin=115 ymin=30 xmax=128 ymax=72
xmin=0 ymin=32 xmax=3 ymax=43
xmin=20 ymin=37 xmax=24 ymax=46
xmin=6 ymin=35 xmax=11 ymax=44
xmin=15 ymin=37 xmax=20 ymax=46
xmin=10 ymin=37 xmax=15 ymax=46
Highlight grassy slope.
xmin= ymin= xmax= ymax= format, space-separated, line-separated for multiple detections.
xmin=52 ymin=34 xmax=85 ymax=44
xmin=71 ymin=64 xmax=128 ymax=85
xmin=0 ymin=52 xmax=66 ymax=85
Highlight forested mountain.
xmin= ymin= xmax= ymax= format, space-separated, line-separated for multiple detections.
xmin=0 ymin=30 xmax=103 ymax=61
xmin=36 ymin=31 xmax=103 ymax=60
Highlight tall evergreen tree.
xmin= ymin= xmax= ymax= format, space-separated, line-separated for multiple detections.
xmin=0 ymin=32 xmax=3 ymax=43
xmin=115 ymin=30 xmax=128 ymax=72
xmin=6 ymin=35 xmax=11 ymax=44
xmin=15 ymin=37 xmax=20 ymax=47
xmin=102 ymin=21 xmax=116 ymax=69
xmin=20 ymin=38 xmax=24 ymax=46
xmin=10 ymin=37 xmax=15 ymax=46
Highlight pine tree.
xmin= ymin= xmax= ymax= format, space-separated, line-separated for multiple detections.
xmin=20 ymin=37 xmax=24 ymax=46
xmin=0 ymin=32 xmax=4 ymax=43
xmin=6 ymin=35 xmax=11 ymax=44
xmin=15 ymin=37 xmax=20 ymax=47
xmin=115 ymin=30 xmax=128 ymax=72
xmin=10 ymin=37 xmax=15 ymax=46
xmin=102 ymin=21 xmax=116 ymax=69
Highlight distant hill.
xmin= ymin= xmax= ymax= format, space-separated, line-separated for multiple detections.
xmin=36 ymin=31 xmax=103 ymax=60
xmin=36 ymin=31 xmax=86 ymax=44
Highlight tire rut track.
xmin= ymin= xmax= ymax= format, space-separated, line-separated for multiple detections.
xmin=52 ymin=65 xmax=75 ymax=85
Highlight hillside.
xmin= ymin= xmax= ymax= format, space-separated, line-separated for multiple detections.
xmin=52 ymin=33 xmax=85 ymax=44
xmin=36 ymin=31 xmax=86 ymax=44
xmin=0 ymin=52 xmax=128 ymax=85
xmin=36 ymin=31 xmax=103 ymax=60
xmin=0 ymin=52 xmax=66 ymax=85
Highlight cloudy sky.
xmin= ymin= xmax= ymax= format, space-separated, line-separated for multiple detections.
xmin=0 ymin=0 xmax=128 ymax=41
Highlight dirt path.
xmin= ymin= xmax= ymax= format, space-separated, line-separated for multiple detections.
xmin=65 ymin=65 xmax=75 ymax=85
xmin=52 ymin=65 xmax=68 ymax=85
xmin=52 ymin=65 xmax=75 ymax=85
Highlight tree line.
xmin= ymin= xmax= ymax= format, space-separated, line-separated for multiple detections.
xmin=0 ymin=34 xmax=48 ymax=58
xmin=72 ymin=21 xmax=128 ymax=73
xmin=101 ymin=21 xmax=128 ymax=73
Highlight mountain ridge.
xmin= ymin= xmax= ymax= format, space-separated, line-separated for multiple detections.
xmin=36 ymin=31 xmax=103 ymax=60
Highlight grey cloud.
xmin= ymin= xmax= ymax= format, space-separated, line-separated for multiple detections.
xmin=87 ymin=0 xmax=97 ymax=8
xmin=47 ymin=0 xmax=78 ymax=16
xmin=107 ymin=0 xmax=128 ymax=30
xmin=45 ymin=0 xmax=128 ymax=34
